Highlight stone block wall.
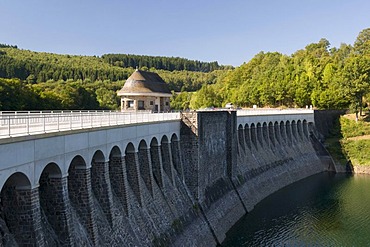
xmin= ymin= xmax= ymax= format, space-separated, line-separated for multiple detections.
xmin=0 ymin=110 xmax=331 ymax=247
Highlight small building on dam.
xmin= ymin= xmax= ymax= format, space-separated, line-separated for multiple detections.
xmin=0 ymin=109 xmax=332 ymax=246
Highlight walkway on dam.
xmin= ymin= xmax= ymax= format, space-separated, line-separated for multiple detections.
xmin=0 ymin=109 xmax=313 ymax=139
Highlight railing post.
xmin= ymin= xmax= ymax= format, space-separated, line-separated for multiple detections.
xmin=69 ymin=113 xmax=72 ymax=130
xmin=57 ymin=114 xmax=60 ymax=131
xmin=80 ymin=111 xmax=83 ymax=128
xmin=7 ymin=115 xmax=10 ymax=137
xmin=43 ymin=114 xmax=46 ymax=133
xmin=27 ymin=115 xmax=30 ymax=135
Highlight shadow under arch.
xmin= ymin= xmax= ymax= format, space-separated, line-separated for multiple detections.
xmin=280 ymin=121 xmax=286 ymax=143
xmin=150 ymin=137 xmax=163 ymax=188
xmin=286 ymin=120 xmax=292 ymax=145
xmin=108 ymin=145 xmax=128 ymax=214
xmin=67 ymin=155 xmax=98 ymax=244
xmin=268 ymin=122 xmax=275 ymax=146
xmin=39 ymin=162 xmax=74 ymax=246
xmin=91 ymin=150 xmax=115 ymax=226
xmin=297 ymin=120 xmax=303 ymax=140
xmin=257 ymin=122 xmax=263 ymax=147
xmin=250 ymin=123 xmax=258 ymax=149
xmin=262 ymin=122 xmax=269 ymax=145
xmin=171 ymin=133 xmax=183 ymax=180
xmin=161 ymin=135 xmax=174 ymax=184
xmin=138 ymin=139 xmax=153 ymax=196
xmin=291 ymin=120 xmax=298 ymax=141
xmin=303 ymin=120 xmax=309 ymax=138
xmin=1 ymin=172 xmax=43 ymax=246
xmin=125 ymin=142 xmax=142 ymax=206
xmin=238 ymin=124 xmax=246 ymax=153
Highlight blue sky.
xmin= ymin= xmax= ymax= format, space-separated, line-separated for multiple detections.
xmin=1 ymin=0 xmax=369 ymax=66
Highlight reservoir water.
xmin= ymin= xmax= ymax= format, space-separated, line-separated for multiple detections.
xmin=222 ymin=172 xmax=370 ymax=246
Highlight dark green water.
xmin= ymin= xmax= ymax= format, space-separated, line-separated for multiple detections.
xmin=222 ymin=172 xmax=370 ymax=246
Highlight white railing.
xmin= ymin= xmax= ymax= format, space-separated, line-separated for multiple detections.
xmin=0 ymin=111 xmax=180 ymax=139
xmin=237 ymin=108 xmax=314 ymax=116
xmin=0 ymin=109 xmax=313 ymax=139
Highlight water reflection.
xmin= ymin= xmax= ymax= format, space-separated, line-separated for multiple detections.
xmin=223 ymin=173 xmax=370 ymax=246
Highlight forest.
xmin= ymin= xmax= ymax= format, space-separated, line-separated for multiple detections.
xmin=176 ymin=28 xmax=370 ymax=113
xmin=0 ymin=28 xmax=369 ymax=111
xmin=0 ymin=48 xmax=227 ymax=110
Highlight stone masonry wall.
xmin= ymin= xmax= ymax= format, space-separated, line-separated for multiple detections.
xmin=0 ymin=110 xmax=331 ymax=246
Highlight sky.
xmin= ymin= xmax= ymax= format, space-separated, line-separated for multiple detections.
xmin=1 ymin=0 xmax=369 ymax=66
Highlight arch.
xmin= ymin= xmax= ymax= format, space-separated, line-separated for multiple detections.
xmin=244 ymin=124 xmax=252 ymax=149
xmin=161 ymin=135 xmax=169 ymax=144
xmin=268 ymin=122 xmax=275 ymax=146
xmin=171 ymin=133 xmax=179 ymax=142
xmin=125 ymin=142 xmax=142 ymax=206
xmin=40 ymin=162 xmax=62 ymax=178
xmin=150 ymin=137 xmax=159 ymax=147
xmin=92 ymin=150 xmax=105 ymax=163
xmin=1 ymin=172 xmax=31 ymax=191
xmin=250 ymin=123 xmax=258 ymax=149
xmin=139 ymin=140 xmax=148 ymax=150
xmin=125 ymin=142 xmax=136 ymax=154
xmin=138 ymin=139 xmax=153 ymax=196
xmin=161 ymin=135 xmax=173 ymax=184
xmin=109 ymin=146 xmax=122 ymax=159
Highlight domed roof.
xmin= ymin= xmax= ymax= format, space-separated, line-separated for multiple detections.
xmin=117 ymin=69 xmax=171 ymax=96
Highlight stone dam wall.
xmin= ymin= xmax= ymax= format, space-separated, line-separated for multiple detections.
xmin=0 ymin=111 xmax=329 ymax=246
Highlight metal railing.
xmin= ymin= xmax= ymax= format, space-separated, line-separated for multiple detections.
xmin=0 ymin=109 xmax=313 ymax=139
xmin=236 ymin=108 xmax=314 ymax=116
xmin=0 ymin=111 xmax=180 ymax=138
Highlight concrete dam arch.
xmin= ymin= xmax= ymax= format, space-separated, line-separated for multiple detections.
xmin=0 ymin=110 xmax=330 ymax=246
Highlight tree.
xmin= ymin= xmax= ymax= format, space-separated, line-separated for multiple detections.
xmin=354 ymin=28 xmax=370 ymax=55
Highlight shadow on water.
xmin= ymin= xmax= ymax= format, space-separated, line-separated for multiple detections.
xmin=221 ymin=172 xmax=365 ymax=246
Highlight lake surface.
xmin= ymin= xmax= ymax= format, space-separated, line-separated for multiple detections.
xmin=222 ymin=172 xmax=370 ymax=246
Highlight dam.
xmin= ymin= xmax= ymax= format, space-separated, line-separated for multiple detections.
xmin=0 ymin=109 xmax=330 ymax=246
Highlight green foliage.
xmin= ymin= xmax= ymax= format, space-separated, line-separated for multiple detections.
xmin=0 ymin=44 xmax=17 ymax=49
xmin=326 ymin=114 xmax=370 ymax=166
xmin=0 ymin=47 xmax=229 ymax=110
xmin=339 ymin=116 xmax=370 ymax=138
xmin=170 ymin=91 xmax=192 ymax=110
xmin=0 ymin=48 xmax=133 ymax=82
xmin=188 ymin=29 xmax=370 ymax=110
xmin=0 ymin=78 xmax=40 ymax=110
xmin=343 ymin=139 xmax=370 ymax=166
xmin=102 ymin=53 xmax=230 ymax=72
